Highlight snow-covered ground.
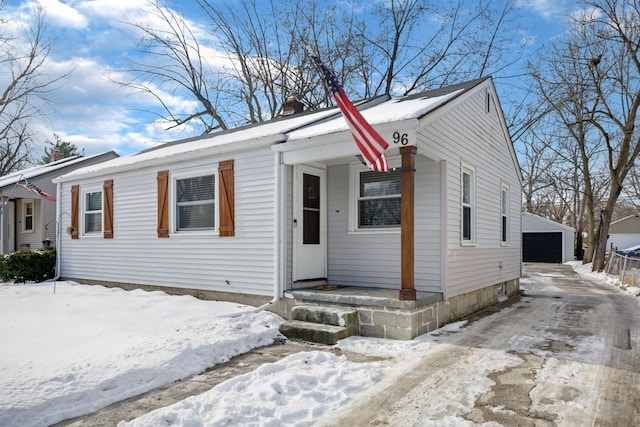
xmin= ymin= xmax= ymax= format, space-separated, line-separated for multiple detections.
xmin=0 ymin=282 xmax=283 ymax=426
xmin=567 ymin=260 xmax=640 ymax=297
xmin=1 ymin=262 xmax=635 ymax=426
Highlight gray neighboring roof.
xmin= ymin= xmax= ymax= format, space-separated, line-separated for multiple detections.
xmin=609 ymin=214 xmax=640 ymax=234
xmin=0 ymin=152 xmax=119 ymax=190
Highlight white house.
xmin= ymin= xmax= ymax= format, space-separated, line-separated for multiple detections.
xmin=606 ymin=214 xmax=640 ymax=252
xmin=53 ymin=77 xmax=522 ymax=340
xmin=0 ymin=152 xmax=119 ymax=254
xmin=522 ymin=212 xmax=575 ymax=263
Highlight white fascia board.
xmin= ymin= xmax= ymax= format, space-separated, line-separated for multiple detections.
xmin=274 ymin=119 xmax=419 ymax=165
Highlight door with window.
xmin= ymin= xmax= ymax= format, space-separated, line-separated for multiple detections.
xmin=293 ymin=165 xmax=326 ymax=283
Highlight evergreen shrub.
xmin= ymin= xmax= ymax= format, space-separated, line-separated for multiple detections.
xmin=0 ymin=247 xmax=56 ymax=283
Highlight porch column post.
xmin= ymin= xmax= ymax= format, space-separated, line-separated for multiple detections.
xmin=399 ymin=146 xmax=416 ymax=301
xmin=0 ymin=197 xmax=7 ymax=254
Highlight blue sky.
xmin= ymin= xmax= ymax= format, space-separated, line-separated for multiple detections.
xmin=2 ymin=0 xmax=577 ymax=160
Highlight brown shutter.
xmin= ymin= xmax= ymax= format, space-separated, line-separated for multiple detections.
xmin=71 ymin=185 xmax=79 ymax=239
xmin=218 ymin=160 xmax=234 ymax=237
xmin=103 ymin=179 xmax=113 ymax=239
xmin=157 ymin=170 xmax=169 ymax=238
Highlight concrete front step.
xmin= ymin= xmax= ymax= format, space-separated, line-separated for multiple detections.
xmin=279 ymin=320 xmax=351 ymax=345
xmin=291 ymin=304 xmax=359 ymax=336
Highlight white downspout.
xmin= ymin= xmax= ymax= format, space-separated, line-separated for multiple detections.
xmin=52 ymin=182 xmax=62 ymax=281
xmin=253 ymin=150 xmax=284 ymax=312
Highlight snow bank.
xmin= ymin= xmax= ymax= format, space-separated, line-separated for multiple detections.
xmin=120 ymin=351 xmax=385 ymax=426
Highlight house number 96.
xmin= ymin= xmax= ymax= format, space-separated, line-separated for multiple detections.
xmin=393 ymin=131 xmax=409 ymax=145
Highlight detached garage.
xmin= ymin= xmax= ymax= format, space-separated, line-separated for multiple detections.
xmin=522 ymin=213 xmax=575 ymax=263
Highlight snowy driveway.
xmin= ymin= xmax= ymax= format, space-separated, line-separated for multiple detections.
xmin=319 ymin=263 xmax=640 ymax=426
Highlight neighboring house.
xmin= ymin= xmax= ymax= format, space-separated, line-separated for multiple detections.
xmin=606 ymin=214 xmax=640 ymax=252
xmin=0 ymin=152 xmax=119 ymax=254
xmin=53 ymin=77 xmax=522 ymax=340
xmin=522 ymin=212 xmax=575 ymax=263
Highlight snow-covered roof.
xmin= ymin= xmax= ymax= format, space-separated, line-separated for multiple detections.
xmin=54 ymin=77 xmax=488 ymax=182
xmin=55 ymin=107 xmax=341 ymax=182
xmin=522 ymin=212 xmax=575 ymax=232
xmin=285 ymin=90 xmax=464 ymax=141
xmin=0 ymin=152 xmax=116 ymax=189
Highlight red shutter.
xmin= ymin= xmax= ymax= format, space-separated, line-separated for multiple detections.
xmin=103 ymin=179 xmax=113 ymax=239
xmin=218 ymin=160 xmax=234 ymax=237
xmin=157 ymin=170 xmax=169 ymax=238
xmin=71 ymin=185 xmax=79 ymax=239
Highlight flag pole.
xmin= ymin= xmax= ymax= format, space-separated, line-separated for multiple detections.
xmin=305 ymin=46 xmax=389 ymax=172
xmin=3 ymin=174 xmax=24 ymax=206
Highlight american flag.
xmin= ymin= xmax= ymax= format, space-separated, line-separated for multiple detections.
xmin=309 ymin=52 xmax=388 ymax=172
xmin=19 ymin=178 xmax=56 ymax=202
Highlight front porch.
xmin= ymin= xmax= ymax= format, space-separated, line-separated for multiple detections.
xmin=285 ymin=286 xmax=443 ymax=340
xmin=280 ymin=279 xmax=518 ymax=341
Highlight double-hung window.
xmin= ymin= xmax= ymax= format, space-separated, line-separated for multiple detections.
xmin=175 ymin=173 xmax=216 ymax=231
xmin=83 ymin=190 xmax=102 ymax=234
xmin=352 ymin=166 xmax=402 ymax=230
xmin=462 ymin=164 xmax=475 ymax=243
xmin=22 ymin=200 xmax=34 ymax=232
xmin=501 ymin=184 xmax=509 ymax=244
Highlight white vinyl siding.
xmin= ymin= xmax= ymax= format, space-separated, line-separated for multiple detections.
xmin=327 ymin=155 xmax=442 ymax=293
xmin=417 ymin=84 xmax=521 ymax=299
xmin=58 ymin=147 xmax=277 ymax=297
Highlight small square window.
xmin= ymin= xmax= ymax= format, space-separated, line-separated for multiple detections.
xmin=357 ymin=169 xmax=401 ymax=229
xmin=175 ymin=174 xmax=215 ymax=231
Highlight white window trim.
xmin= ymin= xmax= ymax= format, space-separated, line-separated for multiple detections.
xmin=461 ymin=162 xmax=476 ymax=246
xmin=170 ymin=164 xmax=219 ymax=236
xmin=21 ymin=199 xmax=34 ymax=233
xmin=501 ymin=183 xmax=510 ymax=246
xmin=81 ymin=186 xmax=103 ymax=237
xmin=348 ymin=161 xmax=402 ymax=234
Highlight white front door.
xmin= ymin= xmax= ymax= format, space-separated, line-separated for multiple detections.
xmin=293 ymin=165 xmax=326 ymax=283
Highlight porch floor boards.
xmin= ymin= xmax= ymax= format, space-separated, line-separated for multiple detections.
xmin=285 ymin=286 xmax=443 ymax=309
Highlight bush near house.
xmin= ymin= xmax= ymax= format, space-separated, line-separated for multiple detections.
xmin=0 ymin=247 xmax=56 ymax=283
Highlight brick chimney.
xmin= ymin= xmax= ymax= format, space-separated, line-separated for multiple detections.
xmin=281 ymin=95 xmax=304 ymax=116
xmin=49 ymin=148 xmax=64 ymax=163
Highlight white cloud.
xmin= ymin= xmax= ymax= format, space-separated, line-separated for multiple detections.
xmin=519 ymin=0 xmax=566 ymax=19
xmin=2 ymin=0 xmax=241 ymax=162
xmin=38 ymin=0 xmax=88 ymax=29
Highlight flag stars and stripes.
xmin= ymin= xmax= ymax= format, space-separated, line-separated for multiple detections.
xmin=18 ymin=178 xmax=56 ymax=202
xmin=309 ymin=52 xmax=389 ymax=172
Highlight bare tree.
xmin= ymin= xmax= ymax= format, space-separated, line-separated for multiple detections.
xmin=531 ymin=0 xmax=640 ymax=270
xmin=115 ymin=1 xmax=229 ymax=135
xmin=117 ymin=0 xmax=528 ymax=136
xmin=0 ymin=2 xmax=69 ymax=176
xmin=358 ymin=0 xmax=526 ymax=97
